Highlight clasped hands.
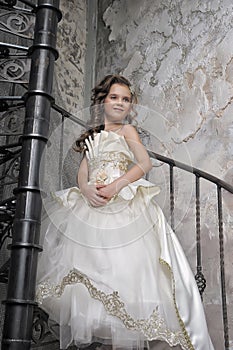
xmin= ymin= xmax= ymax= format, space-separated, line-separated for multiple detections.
xmin=81 ymin=183 xmax=118 ymax=207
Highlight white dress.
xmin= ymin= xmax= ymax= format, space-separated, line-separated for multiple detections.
xmin=36 ymin=130 xmax=214 ymax=350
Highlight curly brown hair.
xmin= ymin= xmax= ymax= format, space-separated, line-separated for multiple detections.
xmin=75 ymin=74 xmax=138 ymax=153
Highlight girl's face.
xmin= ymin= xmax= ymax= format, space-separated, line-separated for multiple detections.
xmin=103 ymin=83 xmax=132 ymax=125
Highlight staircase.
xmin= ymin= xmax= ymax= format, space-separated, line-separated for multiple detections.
xmin=0 ymin=1 xmax=233 ymax=350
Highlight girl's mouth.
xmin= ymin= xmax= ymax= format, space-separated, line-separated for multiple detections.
xmin=113 ymin=107 xmax=124 ymax=111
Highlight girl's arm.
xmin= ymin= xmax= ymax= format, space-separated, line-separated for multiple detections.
xmin=97 ymin=125 xmax=152 ymax=199
xmin=77 ymin=156 xmax=108 ymax=207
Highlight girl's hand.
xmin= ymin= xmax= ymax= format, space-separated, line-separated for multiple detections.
xmin=96 ymin=182 xmax=119 ymax=201
xmin=81 ymin=184 xmax=108 ymax=207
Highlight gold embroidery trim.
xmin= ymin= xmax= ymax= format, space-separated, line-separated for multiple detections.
xmin=88 ymin=153 xmax=129 ymax=184
xmin=89 ymin=152 xmax=129 ymax=172
xmin=159 ymin=258 xmax=195 ymax=350
xmin=36 ymin=269 xmax=190 ymax=350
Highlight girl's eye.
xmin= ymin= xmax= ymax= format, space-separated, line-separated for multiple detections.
xmin=110 ymin=95 xmax=116 ymax=99
xmin=123 ymin=98 xmax=130 ymax=102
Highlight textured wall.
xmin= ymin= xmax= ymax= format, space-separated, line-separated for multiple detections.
xmin=43 ymin=0 xmax=87 ymax=193
xmin=96 ymin=1 xmax=233 ymax=349
xmin=55 ymin=0 xmax=87 ymax=114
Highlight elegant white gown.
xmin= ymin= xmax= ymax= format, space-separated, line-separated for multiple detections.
xmin=36 ymin=130 xmax=214 ymax=350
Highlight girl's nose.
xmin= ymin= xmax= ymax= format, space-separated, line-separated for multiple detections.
xmin=116 ymin=98 xmax=123 ymax=104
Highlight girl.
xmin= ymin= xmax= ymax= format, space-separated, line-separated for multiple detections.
xmin=36 ymin=75 xmax=214 ymax=350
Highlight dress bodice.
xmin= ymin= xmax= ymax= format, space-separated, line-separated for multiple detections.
xmin=85 ymin=130 xmax=134 ymax=185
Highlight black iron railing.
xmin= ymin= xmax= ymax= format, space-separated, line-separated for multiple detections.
xmin=147 ymin=149 xmax=233 ymax=350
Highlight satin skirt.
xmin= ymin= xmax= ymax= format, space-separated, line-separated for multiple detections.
xmin=36 ymin=181 xmax=214 ymax=350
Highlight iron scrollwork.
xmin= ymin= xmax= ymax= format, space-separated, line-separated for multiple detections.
xmin=0 ymin=8 xmax=35 ymax=39
xmin=0 ymin=141 xmax=22 ymax=188
xmin=0 ymin=154 xmax=21 ymax=186
xmin=31 ymin=307 xmax=59 ymax=348
xmin=195 ymin=269 xmax=207 ymax=298
xmin=0 ymin=105 xmax=25 ymax=135
xmin=0 ymin=197 xmax=15 ymax=251
xmin=0 ymin=57 xmax=31 ymax=83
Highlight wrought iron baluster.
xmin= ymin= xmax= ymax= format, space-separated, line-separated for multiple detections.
xmin=194 ymin=175 xmax=206 ymax=298
xmin=217 ymin=185 xmax=229 ymax=350
xmin=58 ymin=112 xmax=64 ymax=188
xmin=169 ymin=164 xmax=175 ymax=231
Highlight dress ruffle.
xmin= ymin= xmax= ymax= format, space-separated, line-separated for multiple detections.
xmin=42 ymin=180 xmax=160 ymax=249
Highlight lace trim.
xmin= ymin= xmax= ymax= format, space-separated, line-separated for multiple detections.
xmin=36 ymin=269 xmax=190 ymax=350
xmin=159 ymin=258 xmax=195 ymax=350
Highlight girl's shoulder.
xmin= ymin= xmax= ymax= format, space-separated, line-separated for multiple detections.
xmin=121 ymin=124 xmax=137 ymax=136
xmin=121 ymin=124 xmax=141 ymax=141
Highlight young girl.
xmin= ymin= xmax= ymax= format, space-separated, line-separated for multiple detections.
xmin=36 ymin=75 xmax=214 ymax=350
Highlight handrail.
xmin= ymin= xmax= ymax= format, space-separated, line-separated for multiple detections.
xmin=148 ymin=150 xmax=233 ymax=194
xmin=52 ymin=102 xmax=87 ymax=128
